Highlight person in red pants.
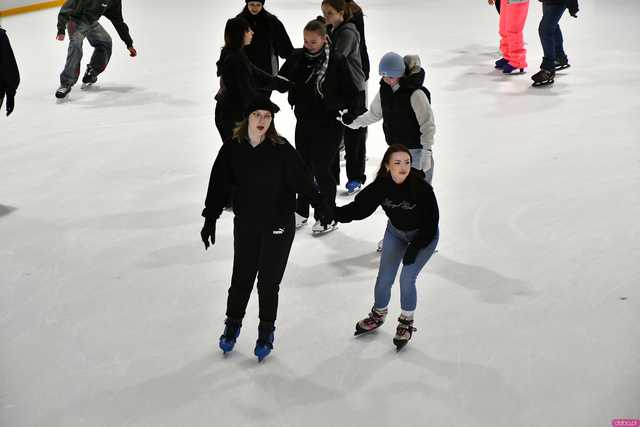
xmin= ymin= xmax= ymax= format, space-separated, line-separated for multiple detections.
xmin=494 ymin=0 xmax=530 ymax=74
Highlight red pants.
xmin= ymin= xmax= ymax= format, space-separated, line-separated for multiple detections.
xmin=499 ymin=0 xmax=529 ymax=69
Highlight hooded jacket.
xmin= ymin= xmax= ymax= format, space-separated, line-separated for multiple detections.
xmin=328 ymin=20 xmax=366 ymax=92
xmin=238 ymin=7 xmax=293 ymax=75
xmin=57 ymin=0 xmax=134 ymax=48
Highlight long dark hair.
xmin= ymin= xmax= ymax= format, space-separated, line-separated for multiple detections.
xmin=224 ymin=17 xmax=251 ymax=50
xmin=232 ymin=115 xmax=283 ymax=145
xmin=321 ymin=0 xmax=363 ymax=22
xmin=376 ymin=144 xmax=413 ymax=181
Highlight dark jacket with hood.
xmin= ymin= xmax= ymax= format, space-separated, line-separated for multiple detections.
xmin=380 ymin=56 xmax=431 ymax=149
xmin=335 ymin=168 xmax=439 ymax=248
xmin=238 ymin=6 xmax=293 ymax=75
xmin=278 ymin=47 xmax=360 ymax=119
xmin=349 ymin=10 xmax=370 ymax=81
xmin=202 ymin=136 xmax=324 ymax=230
xmin=327 ymin=20 xmax=366 ymax=91
xmin=57 ymin=0 xmax=134 ymax=48
xmin=215 ymin=47 xmax=282 ymax=114
xmin=0 ymin=28 xmax=20 ymax=98
xmin=540 ymin=0 xmax=579 ymax=15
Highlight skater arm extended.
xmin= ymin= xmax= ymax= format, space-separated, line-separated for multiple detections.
xmin=202 ymin=144 xmax=233 ymax=221
xmin=343 ymin=91 xmax=383 ymax=128
xmin=104 ymin=0 xmax=134 ymax=48
xmin=57 ymin=0 xmax=79 ymax=36
xmin=273 ymin=17 xmax=294 ymax=59
xmin=334 ymin=180 xmax=383 ymax=223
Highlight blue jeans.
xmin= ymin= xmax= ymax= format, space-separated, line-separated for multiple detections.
xmin=538 ymin=3 xmax=567 ymax=70
xmin=374 ymin=223 xmax=439 ymax=311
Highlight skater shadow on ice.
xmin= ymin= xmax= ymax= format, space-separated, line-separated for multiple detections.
xmin=35 ymin=353 xmax=249 ymax=427
xmin=74 ymin=84 xmax=195 ymax=109
xmin=0 ymin=204 xmax=17 ymax=218
xmin=429 ymin=254 xmax=533 ymax=303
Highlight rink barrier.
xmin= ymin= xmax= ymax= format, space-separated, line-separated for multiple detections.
xmin=0 ymin=1 xmax=64 ymax=17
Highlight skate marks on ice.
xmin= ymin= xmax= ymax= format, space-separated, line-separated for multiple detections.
xmin=0 ymin=204 xmax=17 ymax=218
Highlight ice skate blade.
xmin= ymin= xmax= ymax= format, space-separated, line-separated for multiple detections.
xmin=312 ymin=225 xmax=338 ymax=235
xmin=81 ymin=83 xmax=96 ymax=90
xmin=393 ymin=340 xmax=409 ymax=351
xmin=532 ymin=80 xmax=554 ymax=87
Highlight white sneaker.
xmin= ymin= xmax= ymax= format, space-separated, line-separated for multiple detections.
xmin=312 ymin=220 xmax=337 ymax=234
xmin=376 ymin=239 xmax=383 ymax=252
xmin=295 ymin=213 xmax=308 ymax=229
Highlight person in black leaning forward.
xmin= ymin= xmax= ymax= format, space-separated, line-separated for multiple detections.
xmin=215 ymin=17 xmax=291 ymax=142
xmin=0 ymin=27 xmax=20 ymax=117
xmin=201 ymin=97 xmax=332 ymax=362
xmin=237 ymin=0 xmax=294 ymax=82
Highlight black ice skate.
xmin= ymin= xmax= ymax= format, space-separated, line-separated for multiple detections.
xmin=55 ymin=85 xmax=72 ymax=99
xmin=531 ymin=68 xmax=555 ymax=87
xmin=554 ymin=57 xmax=571 ymax=71
xmin=81 ymin=66 xmax=98 ymax=89
xmin=393 ymin=315 xmax=416 ymax=351
xmin=354 ymin=307 xmax=388 ymax=336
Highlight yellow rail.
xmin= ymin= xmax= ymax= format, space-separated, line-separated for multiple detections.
xmin=0 ymin=1 xmax=64 ymax=17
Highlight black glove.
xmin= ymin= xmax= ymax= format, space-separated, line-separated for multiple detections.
xmin=316 ymin=203 xmax=335 ymax=227
xmin=403 ymin=243 xmax=421 ymax=266
xmin=200 ymin=218 xmax=216 ymax=250
xmin=341 ymin=110 xmax=357 ymax=125
xmin=567 ymin=1 xmax=579 ymax=17
xmin=0 ymin=89 xmax=15 ymax=116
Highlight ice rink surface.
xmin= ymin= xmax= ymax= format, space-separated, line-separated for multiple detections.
xmin=1 ymin=0 xmax=639 ymax=426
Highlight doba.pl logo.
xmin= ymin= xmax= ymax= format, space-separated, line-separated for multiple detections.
xmin=612 ymin=419 xmax=640 ymax=427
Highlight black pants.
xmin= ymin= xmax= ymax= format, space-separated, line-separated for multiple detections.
xmin=226 ymin=216 xmax=296 ymax=323
xmin=294 ymin=117 xmax=343 ymax=219
xmin=343 ymin=90 xmax=368 ymax=184
xmin=215 ymin=102 xmax=243 ymax=142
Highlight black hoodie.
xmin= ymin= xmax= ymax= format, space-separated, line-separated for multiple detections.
xmin=238 ymin=7 xmax=293 ymax=75
xmin=0 ymin=29 xmax=20 ymax=98
xmin=57 ymin=0 xmax=133 ymax=48
xmin=335 ymin=169 xmax=439 ymax=248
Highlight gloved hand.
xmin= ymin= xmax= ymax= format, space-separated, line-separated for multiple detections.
xmin=0 ymin=89 xmax=15 ymax=116
xmin=316 ymin=202 xmax=335 ymax=227
xmin=200 ymin=218 xmax=216 ymax=250
xmin=341 ymin=110 xmax=358 ymax=125
xmin=273 ymin=75 xmax=293 ymax=93
xmin=403 ymin=243 xmax=421 ymax=266
xmin=128 ymin=46 xmax=137 ymax=57
xmin=567 ymin=1 xmax=579 ymax=17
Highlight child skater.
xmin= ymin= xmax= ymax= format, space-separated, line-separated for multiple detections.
xmin=321 ymin=0 xmax=369 ymax=194
xmin=201 ymin=97 xmax=332 ymax=362
xmin=493 ymin=0 xmax=530 ymax=74
xmin=531 ymin=0 xmax=579 ymax=87
xmin=278 ymin=18 xmax=359 ymax=233
xmin=334 ymin=144 xmax=439 ymax=350
xmin=55 ymin=0 xmax=137 ymax=99
xmin=237 ymin=1 xmax=294 ymax=81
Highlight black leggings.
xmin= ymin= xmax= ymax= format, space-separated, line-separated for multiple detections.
xmin=226 ymin=216 xmax=295 ymax=323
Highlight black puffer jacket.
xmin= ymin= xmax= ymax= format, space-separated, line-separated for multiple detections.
xmin=238 ymin=7 xmax=293 ymax=75
xmin=0 ymin=29 xmax=20 ymax=98
xmin=57 ymin=0 xmax=133 ymax=47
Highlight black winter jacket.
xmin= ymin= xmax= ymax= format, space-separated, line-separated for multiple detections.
xmin=278 ymin=47 xmax=360 ymax=119
xmin=57 ymin=0 xmax=133 ymax=47
xmin=335 ymin=169 xmax=439 ymax=248
xmin=539 ymin=0 xmax=579 ymax=12
xmin=0 ymin=29 xmax=20 ymax=97
xmin=238 ymin=7 xmax=293 ymax=75
xmin=215 ymin=47 xmax=281 ymax=115
xmin=350 ymin=11 xmax=370 ymax=81
xmin=203 ymin=137 xmax=323 ymax=230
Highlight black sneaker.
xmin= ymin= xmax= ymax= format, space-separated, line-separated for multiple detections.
xmin=55 ymin=85 xmax=72 ymax=99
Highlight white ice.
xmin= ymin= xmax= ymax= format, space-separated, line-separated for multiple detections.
xmin=1 ymin=1 xmax=639 ymax=426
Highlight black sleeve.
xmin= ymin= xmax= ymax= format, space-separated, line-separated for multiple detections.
xmin=283 ymin=143 xmax=324 ymax=207
xmin=272 ymin=17 xmax=294 ymax=59
xmin=202 ymin=144 xmax=233 ymax=221
xmin=412 ymin=184 xmax=439 ymax=248
xmin=103 ymin=0 xmax=134 ymax=48
xmin=334 ymin=180 xmax=383 ymax=223
xmin=57 ymin=0 xmax=78 ymax=35
xmin=336 ymin=55 xmax=361 ymax=112
xmin=0 ymin=30 xmax=20 ymax=94
xmin=222 ymin=55 xmax=254 ymax=111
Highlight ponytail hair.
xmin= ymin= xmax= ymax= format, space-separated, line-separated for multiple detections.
xmin=304 ymin=18 xmax=328 ymax=37
xmin=321 ymin=0 xmax=363 ymax=22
